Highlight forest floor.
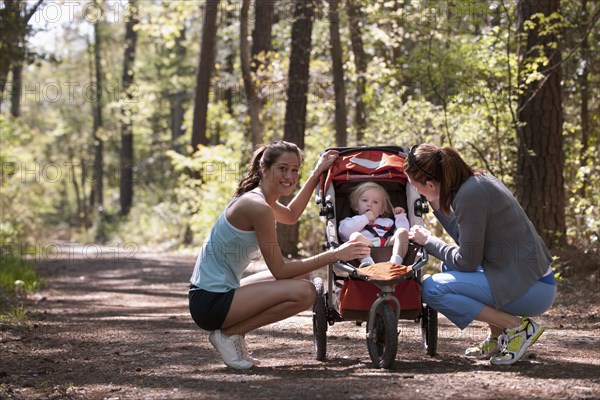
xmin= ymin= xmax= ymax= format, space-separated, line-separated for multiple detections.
xmin=1 ymin=246 xmax=599 ymax=400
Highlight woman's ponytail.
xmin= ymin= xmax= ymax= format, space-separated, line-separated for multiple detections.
xmin=235 ymin=145 xmax=266 ymax=196
xmin=437 ymin=147 xmax=475 ymax=214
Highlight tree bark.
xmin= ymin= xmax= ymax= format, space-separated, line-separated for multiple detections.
xmin=0 ymin=0 xmax=43 ymax=102
xmin=347 ymin=0 xmax=367 ymax=145
xmin=191 ymin=0 xmax=221 ymax=153
xmin=279 ymin=0 xmax=315 ymax=258
xmin=328 ymin=0 xmax=347 ymax=147
xmin=119 ymin=0 xmax=138 ymax=216
xmin=170 ymin=26 xmax=188 ymax=151
xmin=578 ymin=0 xmax=591 ymax=198
xmin=251 ymin=0 xmax=274 ymax=75
xmin=247 ymin=0 xmax=274 ymax=145
xmin=241 ymin=0 xmax=263 ymax=146
xmin=9 ymin=62 xmax=23 ymax=117
xmin=223 ymin=7 xmax=235 ymax=116
xmin=283 ymin=0 xmax=314 ymax=148
xmin=92 ymin=0 xmax=106 ymax=242
xmin=516 ymin=0 xmax=566 ymax=248
xmin=92 ymin=5 xmax=104 ymax=211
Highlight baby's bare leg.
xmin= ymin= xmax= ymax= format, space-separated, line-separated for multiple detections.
xmin=349 ymin=231 xmax=372 ymax=245
xmin=390 ymin=228 xmax=409 ymax=264
xmin=348 ymin=232 xmax=374 ymax=266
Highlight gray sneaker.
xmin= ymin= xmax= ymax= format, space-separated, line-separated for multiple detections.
xmin=209 ymin=330 xmax=254 ymax=369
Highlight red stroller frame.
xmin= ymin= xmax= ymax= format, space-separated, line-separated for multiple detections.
xmin=312 ymin=146 xmax=438 ymax=369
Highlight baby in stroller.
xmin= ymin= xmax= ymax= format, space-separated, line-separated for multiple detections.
xmin=338 ymin=182 xmax=410 ymax=268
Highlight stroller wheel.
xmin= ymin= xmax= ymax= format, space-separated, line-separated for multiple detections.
xmin=366 ymin=302 xmax=398 ymax=369
xmin=421 ymin=304 xmax=438 ymax=356
xmin=312 ymin=277 xmax=327 ymax=361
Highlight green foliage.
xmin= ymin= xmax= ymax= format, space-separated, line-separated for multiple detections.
xmin=0 ymin=254 xmax=45 ymax=294
xmin=0 ymin=304 xmax=29 ymax=325
xmin=0 ymin=115 xmax=49 ymax=244
xmin=518 ymin=11 xmax=567 ymax=88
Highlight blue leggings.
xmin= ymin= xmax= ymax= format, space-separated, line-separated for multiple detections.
xmin=422 ymin=265 xmax=557 ymax=330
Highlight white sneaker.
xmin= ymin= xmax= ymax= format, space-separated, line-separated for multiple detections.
xmin=209 ymin=330 xmax=254 ymax=369
xmin=240 ymin=336 xmax=261 ymax=366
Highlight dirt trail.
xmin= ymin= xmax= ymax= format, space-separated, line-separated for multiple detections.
xmin=1 ymin=250 xmax=599 ymax=399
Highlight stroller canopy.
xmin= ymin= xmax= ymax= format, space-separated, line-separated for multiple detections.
xmin=321 ymin=147 xmax=409 ymax=194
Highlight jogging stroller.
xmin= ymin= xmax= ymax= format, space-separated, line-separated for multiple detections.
xmin=312 ymin=146 xmax=438 ymax=369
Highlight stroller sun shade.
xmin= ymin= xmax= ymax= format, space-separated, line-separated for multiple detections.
xmin=321 ymin=148 xmax=408 ymax=193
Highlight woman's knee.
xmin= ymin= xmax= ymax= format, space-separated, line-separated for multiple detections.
xmin=287 ymin=279 xmax=316 ymax=308
xmin=421 ymin=276 xmax=446 ymax=306
xmin=300 ymin=280 xmax=317 ymax=307
xmin=421 ymin=278 xmax=435 ymax=304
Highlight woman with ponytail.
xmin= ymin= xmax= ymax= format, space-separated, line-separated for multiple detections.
xmin=405 ymin=143 xmax=556 ymax=365
xmin=188 ymin=141 xmax=371 ymax=369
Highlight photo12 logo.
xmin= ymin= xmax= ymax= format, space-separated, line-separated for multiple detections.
xmin=2 ymin=80 xmax=140 ymax=105
xmin=1 ymin=160 xmax=247 ymax=185
xmin=33 ymin=1 xmax=138 ymax=25
xmin=1 ymin=241 xmax=140 ymax=263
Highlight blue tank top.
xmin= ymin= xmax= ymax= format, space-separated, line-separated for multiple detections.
xmin=189 ymin=194 xmax=261 ymax=292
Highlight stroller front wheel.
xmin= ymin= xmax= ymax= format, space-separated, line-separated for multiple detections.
xmin=312 ymin=277 xmax=328 ymax=361
xmin=421 ymin=304 xmax=438 ymax=356
xmin=366 ymin=301 xmax=398 ymax=369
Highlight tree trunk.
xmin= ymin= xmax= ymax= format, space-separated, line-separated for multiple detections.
xmin=283 ymin=0 xmax=314 ymax=148
xmin=328 ymin=0 xmax=347 ymax=147
xmin=67 ymin=150 xmax=85 ymax=230
xmin=248 ymin=0 xmax=274 ymax=145
xmin=0 ymin=59 xmax=9 ymax=100
xmin=347 ymin=0 xmax=367 ymax=145
xmin=251 ymin=0 xmax=274 ymax=75
xmin=191 ymin=0 xmax=221 ymax=153
xmin=92 ymin=7 xmax=104 ymax=211
xmin=279 ymin=0 xmax=315 ymax=258
xmin=10 ymin=61 xmax=23 ymax=117
xmin=578 ymin=0 xmax=591 ymax=198
xmin=80 ymin=156 xmax=90 ymax=228
xmin=516 ymin=0 xmax=566 ymax=249
xmin=91 ymin=1 xmax=106 ymax=242
xmin=170 ymin=26 xmax=188 ymax=151
xmin=119 ymin=0 xmax=138 ymax=216
xmin=0 ymin=0 xmax=43 ymax=102
xmin=241 ymin=0 xmax=263 ymax=146
xmin=223 ymin=8 xmax=235 ymax=116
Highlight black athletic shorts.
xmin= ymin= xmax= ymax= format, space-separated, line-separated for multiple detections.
xmin=188 ymin=285 xmax=235 ymax=331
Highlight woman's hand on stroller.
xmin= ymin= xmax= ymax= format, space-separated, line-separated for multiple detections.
xmin=314 ymin=149 xmax=339 ymax=176
xmin=409 ymin=225 xmax=432 ymax=246
xmin=335 ymin=238 xmax=371 ymax=262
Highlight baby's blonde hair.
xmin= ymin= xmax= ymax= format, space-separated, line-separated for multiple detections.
xmin=349 ymin=182 xmax=393 ymax=216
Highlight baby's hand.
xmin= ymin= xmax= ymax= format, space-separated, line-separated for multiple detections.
xmin=393 ymin=207 xmax=405 ymax=215
xmin=364 ymin=210 xmax=376 ymax=223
